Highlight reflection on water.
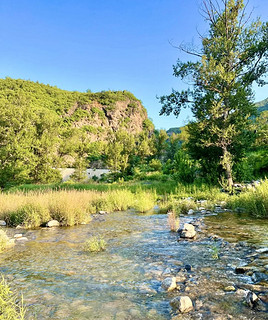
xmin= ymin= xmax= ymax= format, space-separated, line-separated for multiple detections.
xmin=0 ymin=211 xmax=267 ymax=319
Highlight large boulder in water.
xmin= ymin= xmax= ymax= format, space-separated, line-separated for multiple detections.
xmin=180 ymin=223 xmax=196 ymax=239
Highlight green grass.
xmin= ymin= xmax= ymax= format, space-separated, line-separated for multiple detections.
xmin=2 ymin=179 xmax=268 ymax=224
xmin=0 ymin=276 xmax=26 ymax=320
xmin=0 ymin=189 xmax=156 ymax=227
xmin=83 ymin=236 xmax=106 ymax=253
xmin=226 ymin=179 xmax=268 ymax=218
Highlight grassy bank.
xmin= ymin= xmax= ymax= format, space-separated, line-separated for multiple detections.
xmin=0 ymin=180 xmax=267 ymax=227
xmin=0 ymin=189 xmax=156 ymax=227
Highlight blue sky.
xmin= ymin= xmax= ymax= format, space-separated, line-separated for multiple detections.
xmin=0 ymin=0 xmax=267 ymax=129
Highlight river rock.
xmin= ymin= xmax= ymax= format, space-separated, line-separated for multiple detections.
xmin=235 ymin=265 xmax=252 ymax=274
xmin=256 ymin=247 xmax=268 ymax=254
xmin=14 ymin=234 xmax=23 ymax=238
xmin=0 ymin=220 xmax=6 ymax=226
xmin=162 ymin=268 xmax=172 ymax=276
xmin=170 ymin=296 xmax=193 ymax=313
xmin=246 ymin=291 xmax=259 ymax=308
xmin=252 ymin=272 xmax=268 ymax=283
xmin=180 ymin=224 xmax=196 ymax=239
xmin=46 ymin=220 xmax=60 ymax=227
xmin=187 ymin=209 xmax=194 ymax=215
xmin=15 ymin=237 xmax=28 ymax=242
xmin=176 ymin=271 xmax=187 ymax=283
xmin=161 ymin=277 xmax=177 ymax=292
xmin=224 ymin=285 xmax=236 ymax=292
xmin=98 ymin=211 xmax=108 ymax=215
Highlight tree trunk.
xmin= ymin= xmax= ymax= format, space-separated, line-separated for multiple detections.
xmin=222 ymin=146 xmax=233 ymax=190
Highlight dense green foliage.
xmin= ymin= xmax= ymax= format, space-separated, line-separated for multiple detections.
xmin=160 ymin=0 xmax=268 ymax=187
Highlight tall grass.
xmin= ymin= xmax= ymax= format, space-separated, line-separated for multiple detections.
xmin=0 ymin=189 xmax=156 ymax=227
xmin=226 ymin=180 xmax=268 ymax=218
xmin=0 ymin=276 xmax=26 ymax=319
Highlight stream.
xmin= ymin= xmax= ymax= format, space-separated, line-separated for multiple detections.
xmin=1 ymin=211 xmax=267 ymax=319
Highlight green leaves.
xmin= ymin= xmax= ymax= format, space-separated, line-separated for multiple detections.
xmin=159 ymin=0 xmax=268 ymax=185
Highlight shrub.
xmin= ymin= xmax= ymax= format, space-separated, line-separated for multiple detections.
xmin=83 ymin=236 xmax=106 ymax=253
xmin=0 ymin=276 xmax=26 ymax=319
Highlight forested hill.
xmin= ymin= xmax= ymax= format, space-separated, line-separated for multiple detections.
xmin=0 ymin=78 xmax=155 ymax=186
xmin=0 ymin=77 xmax=150 ymax=139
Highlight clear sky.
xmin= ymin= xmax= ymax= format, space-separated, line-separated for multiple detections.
xmin=0 ymin=0 xmax=267 ymax=129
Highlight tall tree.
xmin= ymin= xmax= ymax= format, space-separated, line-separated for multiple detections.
xmin=159 ymin=0 xmax=268 ymax=188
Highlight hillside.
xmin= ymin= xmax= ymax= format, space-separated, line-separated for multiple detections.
xmin=0 ymin=78 xmax=155 ymax=186
xmin=0 ymin=78 xmax=149 ymax=141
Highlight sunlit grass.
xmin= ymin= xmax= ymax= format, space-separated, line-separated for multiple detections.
xmin=0 ymin=276 xmax=26 ymax=320
xmin=83 ymin=236 xmax=106 ymax=253
xmin=227 ymin=179 xmax=268 ymax=218
xmin=0 ymin=189 xmax=156 ymax=227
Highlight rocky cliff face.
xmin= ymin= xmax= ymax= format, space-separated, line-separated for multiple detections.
xmin=68 ymin=98 xmax=148 ymax=141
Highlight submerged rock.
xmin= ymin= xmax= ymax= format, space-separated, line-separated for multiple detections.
xmin=46 ymin=220 xmax=60 ymax=227
xmin=161 ymin=277 xmax=177 ymax=292
xmin=180 ymin=223 xmax=196 ymax=239
xmin=170 ymin=296 xmax=193 ymax=313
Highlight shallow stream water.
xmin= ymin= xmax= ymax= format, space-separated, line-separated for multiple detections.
xmin=1 ymin=211 xmax=267 ymax=319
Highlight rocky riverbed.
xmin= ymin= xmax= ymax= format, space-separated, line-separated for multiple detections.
xmin=0 ymin=209 xmax=267 ymax=319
